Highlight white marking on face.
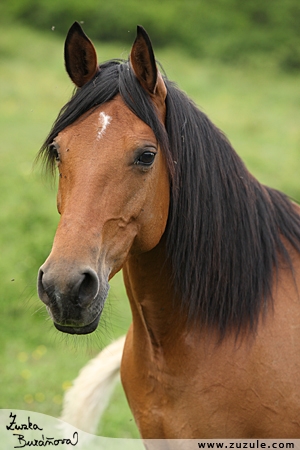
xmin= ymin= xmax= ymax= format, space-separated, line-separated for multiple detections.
xmin=97 ymin=112 xmax=112 ymax=140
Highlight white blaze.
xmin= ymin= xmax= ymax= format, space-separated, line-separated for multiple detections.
xmin=97 ymin=112 xmax=112 ymax=140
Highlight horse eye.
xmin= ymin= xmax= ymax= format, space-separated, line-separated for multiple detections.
xmin=49 ymin=143 xmax=60 ymax=162
xmin=136 ymin=151 xmax=156 ymax=166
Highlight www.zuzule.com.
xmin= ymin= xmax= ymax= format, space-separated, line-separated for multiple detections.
xmin=197 ymin=442 xmax=295 ymax=449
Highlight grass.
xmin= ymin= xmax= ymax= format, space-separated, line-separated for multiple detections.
xmin=1 ymin=22 xmax=300 ymax=438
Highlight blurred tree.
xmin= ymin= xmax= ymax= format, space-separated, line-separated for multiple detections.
xmin=1 ymin=0 xmax=300 ymax=70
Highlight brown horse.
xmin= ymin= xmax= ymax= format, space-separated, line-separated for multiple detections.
xmin=37 ymin=22 xmax=300 ymax=438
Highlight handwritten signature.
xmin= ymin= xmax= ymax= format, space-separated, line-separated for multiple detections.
xmin=6 ymin=412 xmax=79 ymax=448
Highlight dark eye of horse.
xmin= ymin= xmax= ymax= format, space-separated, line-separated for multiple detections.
xmin=49 ymin=143 xmax=60 ymax=162
xmin=135 ymin=151 xmax=156 ymax=166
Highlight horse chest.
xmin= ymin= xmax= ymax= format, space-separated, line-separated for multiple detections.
xmin=121 ymin=321 xmax=300 ymax=438
xmin=120 ymin=332 xmax=192 ymax=437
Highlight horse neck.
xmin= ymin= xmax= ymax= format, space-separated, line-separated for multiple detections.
xmin=122 ymin=235 xmax=185 ymax=351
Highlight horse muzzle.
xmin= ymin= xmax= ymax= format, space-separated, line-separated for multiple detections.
xmin=37 ymin=260 xmax=109 ymax=335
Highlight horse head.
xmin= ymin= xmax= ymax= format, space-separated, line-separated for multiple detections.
xmin=37 ymin=23 xmax=170 ymax=334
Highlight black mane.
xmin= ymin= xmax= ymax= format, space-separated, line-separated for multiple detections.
xmin=39 ymin=58 xmax=300 ymax=337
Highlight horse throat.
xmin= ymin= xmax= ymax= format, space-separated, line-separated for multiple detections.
xmin=122 ymin=238 xmax=182 ymax=350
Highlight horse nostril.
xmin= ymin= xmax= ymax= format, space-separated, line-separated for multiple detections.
xmin=37 ymin=268 xmax=52 ymax=306
xmin=78 ymin=269 xmax=99 ymax=306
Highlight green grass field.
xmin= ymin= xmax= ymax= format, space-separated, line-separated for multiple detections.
xmin=1 ymin=23 xmax=300 ymax=438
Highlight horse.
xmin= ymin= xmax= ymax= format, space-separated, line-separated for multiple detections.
xmin=37 ymin=22 xmax=300 ymax=438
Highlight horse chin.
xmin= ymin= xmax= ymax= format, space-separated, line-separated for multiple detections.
xmin=54 ymin=313 xmax=101 ymax=335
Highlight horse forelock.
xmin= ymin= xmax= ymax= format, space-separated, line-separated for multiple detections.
xmin=38 ymin=57 xmax=300 ymax=338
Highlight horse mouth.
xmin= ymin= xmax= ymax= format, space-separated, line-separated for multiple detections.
xmin=54 ymin=313 xmax=101 ymax=335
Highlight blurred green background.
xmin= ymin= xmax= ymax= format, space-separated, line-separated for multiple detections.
xmin=0 ymin=0 xmax=300 ymax=439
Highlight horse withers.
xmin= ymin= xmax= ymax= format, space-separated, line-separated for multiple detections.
xmin=37 ymin=22 xmax=300 ymax=438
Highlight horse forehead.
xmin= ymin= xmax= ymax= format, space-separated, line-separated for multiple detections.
xmin=61 ymin=98 xmax=155 ymax=147
xmin=94 ymin=100 xmax=154 ymax=139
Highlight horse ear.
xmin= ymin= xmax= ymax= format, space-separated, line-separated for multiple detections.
xmin=64 ymin=22 xmax=99 ymax=88
xmin=130 ymin=26 xmax=167 ymax=107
